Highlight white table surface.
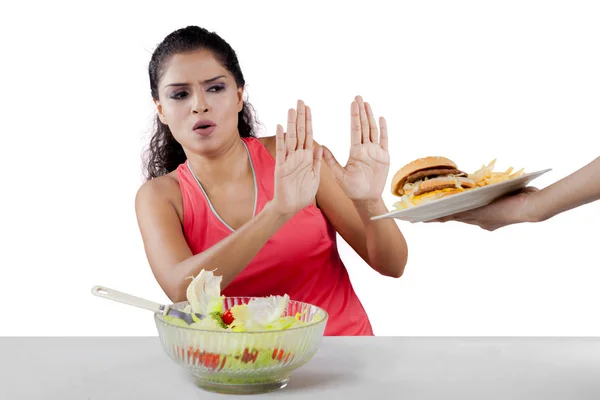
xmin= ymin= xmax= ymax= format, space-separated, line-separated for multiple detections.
xmin=2 ymin=336 xmax=600 ymax=399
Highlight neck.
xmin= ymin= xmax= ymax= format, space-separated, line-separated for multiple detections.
xmin=186 ymin=137 xmax=251 ymax=187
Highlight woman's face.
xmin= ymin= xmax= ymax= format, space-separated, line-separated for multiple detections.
xmin=155 ymin=49 xmax=244 ymax=156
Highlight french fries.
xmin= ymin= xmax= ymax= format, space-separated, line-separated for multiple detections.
xmin=468 ymin=159 xmax=524 ymax=187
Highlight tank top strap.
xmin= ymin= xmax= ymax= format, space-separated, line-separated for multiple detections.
xmin=241 ymin=137 xmax=275 ymax=173
xmin=241 ymin=137 xmax=276 ymax=209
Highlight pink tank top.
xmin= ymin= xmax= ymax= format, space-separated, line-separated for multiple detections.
xmin=175 ymin=137 xmax=374 ymax=336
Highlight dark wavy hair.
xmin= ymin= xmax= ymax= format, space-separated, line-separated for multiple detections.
xmin=143 ymin=26 xmax=259 ymax=180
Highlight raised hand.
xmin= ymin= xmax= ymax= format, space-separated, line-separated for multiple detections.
xmin=272 ymin=100 xmax=323 ymax=216
xmin=322 ymin=96 xmax=390 ymax=202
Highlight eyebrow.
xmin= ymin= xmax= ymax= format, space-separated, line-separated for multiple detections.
xmin=164 ymin=75 xmax=226 ymax=89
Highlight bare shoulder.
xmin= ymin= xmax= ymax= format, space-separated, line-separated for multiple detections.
xmin=258 ymin=136 xmax=276 ymax=159
xmin=135 ymin=171 xmax=183 ymax=222
xmin=134 ymin=171 xmax=194 ymax=302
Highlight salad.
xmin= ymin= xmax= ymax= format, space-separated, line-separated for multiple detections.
xmin=159 ymin=270 xmax=321 ymax=375
xmin=163 ymin=269 xmax=312 ymax=332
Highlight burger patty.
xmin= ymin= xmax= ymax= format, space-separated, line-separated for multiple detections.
xmin=413 ymin=177 xmax=475 ymax=196
xmin=414 ymin=182 xmax=461 ymax=196
xmin=406 ymin=168 xmax=467 ymax=184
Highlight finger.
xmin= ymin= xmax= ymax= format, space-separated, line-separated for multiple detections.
xmin=379 ymin=116 xmax=389 ymax=151
xmin=275 ymin=124 xmax=285 ymax=165
xmin=286 ymin=108 xmax=297 ymax=154
xmin=365 ymin=102 xmax=379 ymax=143
xmin=313 ymin=145 xmax=323 ymax=177
xmin=355 ymin=95 xmax=369 ymax=143
xmin=305 ymin=105 xmax=313 ymax=149
xmin=322 ymin=146 xmax=345 ymax=183
xmin=296 ymin=100 xmax=306 ymax=150
xmin=350 ymin=101 xmax=361 ymax=146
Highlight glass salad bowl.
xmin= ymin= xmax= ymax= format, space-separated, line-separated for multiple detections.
xmin=154 ymin=296 xmax=328 ymax=394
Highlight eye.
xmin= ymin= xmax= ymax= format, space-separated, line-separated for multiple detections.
xmin=170 ymin=91 xmax=188 ymax=100
xmin=208 ymin=84 xmax=225 ymax=93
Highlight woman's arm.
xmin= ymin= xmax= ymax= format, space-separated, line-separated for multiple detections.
xmin=319 ymin=96 xmax=408 ymax=278
xmin=316 ymin=162 xmax=408 ymax=278
xmin=135 ymin=180 xmax=293 ymax=302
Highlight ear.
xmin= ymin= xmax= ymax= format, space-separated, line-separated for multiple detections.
xmin=237 ymin=87 xmax=244 ymax=113
xmin=154 ymin=99 xmax=168 ymax=124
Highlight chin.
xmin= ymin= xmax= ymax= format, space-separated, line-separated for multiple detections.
xmin=188 ymin=133 xmax=230 ymax=155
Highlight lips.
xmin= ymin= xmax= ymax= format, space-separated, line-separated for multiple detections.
xmin=193 ymin=119 xmax=216 ymax=130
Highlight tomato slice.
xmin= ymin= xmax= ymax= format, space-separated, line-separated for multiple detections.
xmin=222 ymin=309 xmax=235 ymax=325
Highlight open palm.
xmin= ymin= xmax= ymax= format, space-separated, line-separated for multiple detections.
xmin=323 ymin=96 xmax=390 ymax=201
xmin=272 ymin=101 xmax=322 ymax=216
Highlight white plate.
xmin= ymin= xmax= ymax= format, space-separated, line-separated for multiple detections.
xmin=371 ymin=168 xmax=551 ymax=223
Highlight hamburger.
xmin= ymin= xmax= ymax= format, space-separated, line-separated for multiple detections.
xmin=391 ymin=156 xmax=476 ymax=209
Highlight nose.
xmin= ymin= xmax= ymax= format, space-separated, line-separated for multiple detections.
xmin=191 ymin=90 xmax=209 ymax=114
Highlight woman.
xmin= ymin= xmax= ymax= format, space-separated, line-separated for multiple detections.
xmin=431 ymin=156 xmax=600 ymax=231
xmin=135 ymin=26 xmax=408 ymax=336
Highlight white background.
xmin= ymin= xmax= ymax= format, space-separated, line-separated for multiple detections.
xmin=1 ymin=0 xmax=599 ymax=336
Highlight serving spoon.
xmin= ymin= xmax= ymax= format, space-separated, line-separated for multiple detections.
xmin=91 ymin=285 xmax=205 ymax=325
